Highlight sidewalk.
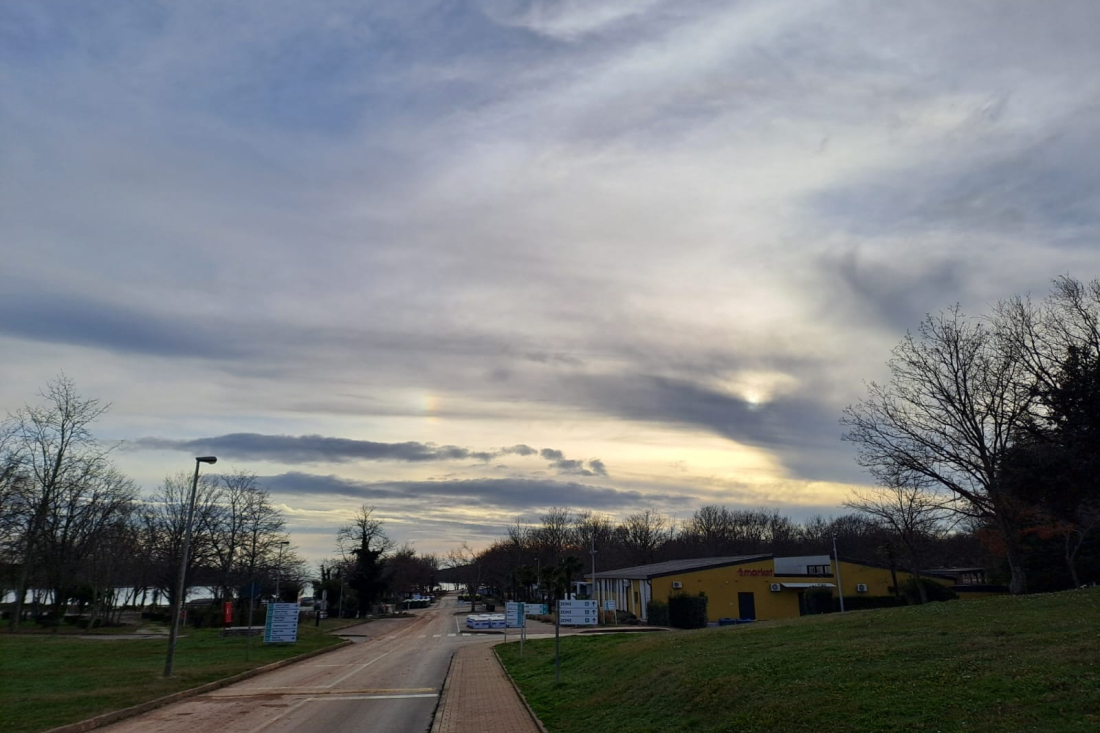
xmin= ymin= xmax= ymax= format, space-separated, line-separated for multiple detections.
xmin=432 ymin=642 xmax=544 ymax=733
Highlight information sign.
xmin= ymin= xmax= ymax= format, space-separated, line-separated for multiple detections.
xmin=558 ymin=599 xmax=598 ymax=626
xmin=525 ymin=603 xmax=549 ymax=616
xmin=603 ymin=599 xmax=616 ymax=612
xmin=505 ymin=601 xmax=525 ymax=628
xmin=264 ymin=602 xmax=300 ymax=643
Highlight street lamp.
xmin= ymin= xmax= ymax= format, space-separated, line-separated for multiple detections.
xmin=275 ymin=540 xmax=290 ymax=600
xmin=590 ymin=536 xmax=599 ymax=624
xmin=164 ymin=456 xmax=217 ymax=678
xmin=534 ymin=557 xmax=541 ymax=603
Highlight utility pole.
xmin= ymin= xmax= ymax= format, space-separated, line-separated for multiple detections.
xmin=832 ymin=531 xmax=846 ymax=612
xmin=590 ymin=535 xmax=598 ymax=624
xmin=275 ymin=540 xmax=290 ymax=600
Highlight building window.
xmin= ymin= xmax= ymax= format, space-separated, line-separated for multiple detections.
xmin=807 ymin=564 xmax=830 ymax=575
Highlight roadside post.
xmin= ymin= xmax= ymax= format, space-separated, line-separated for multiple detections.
xmin=555 ymin=599 xmax=598 ymax=683
xmin=506 ymin=601 xmax=525 ymax=655
xmin=244 ymin=580 xmax=259 ymax=661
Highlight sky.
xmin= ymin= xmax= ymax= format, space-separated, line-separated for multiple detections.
xmin=2 ymin=0 xmax=1098 ymax=565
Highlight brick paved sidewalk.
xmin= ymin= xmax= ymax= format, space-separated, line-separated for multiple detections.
xmin=432 ymin=642 xmax=544 ymax=733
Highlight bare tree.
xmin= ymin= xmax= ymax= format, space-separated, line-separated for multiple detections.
xmin=2 ymin=376 xmax=135 ymax=629
xmin=446 ymin=542 xmax=484 ymax=612
xmin=842 ymin=307 xmax=1034 ymax=593
xmin=532 ymin=506 xmax=575 ymax=562
xmin=617 ymin=509 xmax=673 ymax=565
xmin=141 ymin=471 xmax=223 ymax=609
xmin=846 ymin=472 xmax=957 ymax=603
xmin=38 ymin=464 xmax=136 ymax=619
xmin=337 ymin=505 xmax=392 ymax=615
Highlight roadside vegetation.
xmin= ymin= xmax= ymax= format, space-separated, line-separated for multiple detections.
xmin=0 ymin=623 xmax=346 ymax=733
xmin=497 ymin=588 xmax=1100 ymax=733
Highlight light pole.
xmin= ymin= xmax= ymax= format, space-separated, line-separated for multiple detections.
xmin=590 ymin=536 xmax=598 ymax=624
xmin=164 ymin=456 xmax=217 ymax=678
xmin=275 ymin=540 xmax=290 ymax=600
xmin=534 ymin=557 xmax=541 ymax=604
xmin=832 ymin=531 xmax=846 ymax=613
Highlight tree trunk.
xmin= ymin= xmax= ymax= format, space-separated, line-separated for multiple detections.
xmin=1065 ymin=531 xmax=1082 ymax=588
xmin=993 ymin=510 xmax=1028 ymax=594
xmin=9 ymin=562 xmax=30 ymax=631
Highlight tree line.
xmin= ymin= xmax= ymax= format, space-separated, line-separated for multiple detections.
xmin=0 ymin=376 xmax=303 ymax=629
xmin=451 ymin=504 xmax=991 ymax=608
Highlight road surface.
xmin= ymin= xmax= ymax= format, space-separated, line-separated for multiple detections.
xmin=98 ymin=598 xmax=536 ymax=733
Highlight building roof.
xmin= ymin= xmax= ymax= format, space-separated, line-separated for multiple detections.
xmin=588 ymin=555 xmax=771 ymax=580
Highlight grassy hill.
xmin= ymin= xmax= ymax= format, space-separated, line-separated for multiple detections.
xmin=496 ymin=588 xmax=1100 ymax=733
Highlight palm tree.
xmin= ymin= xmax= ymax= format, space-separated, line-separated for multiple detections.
xmin=553 ymin=556 xmax=584 ymax=601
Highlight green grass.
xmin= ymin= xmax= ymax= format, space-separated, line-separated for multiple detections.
xmin=0 ymin=623 xmax=346 ymax=733
xmin=497 ymin=588 xmax=1100 ymax=733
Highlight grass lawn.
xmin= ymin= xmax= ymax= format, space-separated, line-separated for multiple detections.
xmin=0 ymin=622 xmax=347 ymax=733
xmin=497 ymin=588 xmax=1100 ymax=733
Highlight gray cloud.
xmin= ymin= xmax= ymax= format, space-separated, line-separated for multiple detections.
xmin=129 ymin=434 xmax=611 ymax=475
xmin=131 ymin=434 xmax=497 ymax=464
xmin=262 ymin=472 xmax=675 ymax=510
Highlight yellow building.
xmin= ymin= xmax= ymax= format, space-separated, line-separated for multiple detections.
xmin=588 ymin=555 xmax=948 ymax=623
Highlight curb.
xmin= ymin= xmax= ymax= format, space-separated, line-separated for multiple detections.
xmin=492 ymin=645 xmax=550 ymax=733
xmin=428 ymin=650 xmax=458 ymax=733
xmin=40 ymin=639 xmax=354 ymax=733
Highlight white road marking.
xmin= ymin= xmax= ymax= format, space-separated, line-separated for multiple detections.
xmin=320 ymin=651 xmax=392 ymax=688
xmin=432 ymin=633 xmax=441 ymax=638
xmin=447 ymin=633 xmax=455 ymax=637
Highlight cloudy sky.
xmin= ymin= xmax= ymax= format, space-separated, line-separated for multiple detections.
xmin=2 ymin=1 xmax=1097 ymax=563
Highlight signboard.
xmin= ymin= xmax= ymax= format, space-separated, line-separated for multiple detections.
xmin=526 ymin=603 xmax=549 ymax=616
xmin=558 ymin=599 xmax=598 ymax=626
xmin=602 ymin=599 xmax=616 ymax=612
xmin=264 ymin=602 xmax=300 ymax=643
xmin=505 ymin=601 xmax=525 ymax=628
xmin=223 ymin=601 xmax=234 ymax=625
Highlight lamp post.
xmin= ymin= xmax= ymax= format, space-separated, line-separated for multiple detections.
xmin=275 ymin=540 xmax=290 ymax=600
xmin=164 ymin=456 xmax=217 ymax=678
xmin=832 ymin=531 xmax=846 ymax=613
xmin=590 ymin=536 xmax=598 ymax=624
xmin=534 ymin=557 xmax=541 ymax=604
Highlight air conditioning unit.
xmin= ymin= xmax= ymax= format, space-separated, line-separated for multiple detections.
xmin=672 ymin=581 xmax=683 ymax=589
xmin=856 ymin=583 xmax=868 ymax=593
xmin=770 ymin=583 xmax=781 ymax=592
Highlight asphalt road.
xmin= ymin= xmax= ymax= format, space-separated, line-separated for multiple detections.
xmin=96 ymin=598 xmax=532 ymax=733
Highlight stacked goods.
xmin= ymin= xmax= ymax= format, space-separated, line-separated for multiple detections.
xmin=465 ymin=613 xmax=506 ymax=629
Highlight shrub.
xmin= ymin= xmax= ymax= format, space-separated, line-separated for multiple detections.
xmin=843 ymin=595 xmax=905 ymax=611
xmin=647 ymin=600 xmax=670 ymax=626
xmin=668 ymin=592 xmax=708 ymax=629
xmin=900 ymin=578 xmax=958 ymax=604
xmin=802 ymin=588 xmax=836 ymax=615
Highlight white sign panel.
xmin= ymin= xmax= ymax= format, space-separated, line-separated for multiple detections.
xmin=603 ymin=600 xmax=616 ymax=612
xmin=525 ymin=603 xmax=549 ymax=616
xmin=558 ymin=599 xmax=598 ymax=626
xmin=264 ymin=602 xmax=300 ymax=643
xmin=505 ymin=601 xmax=525 ymax=628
